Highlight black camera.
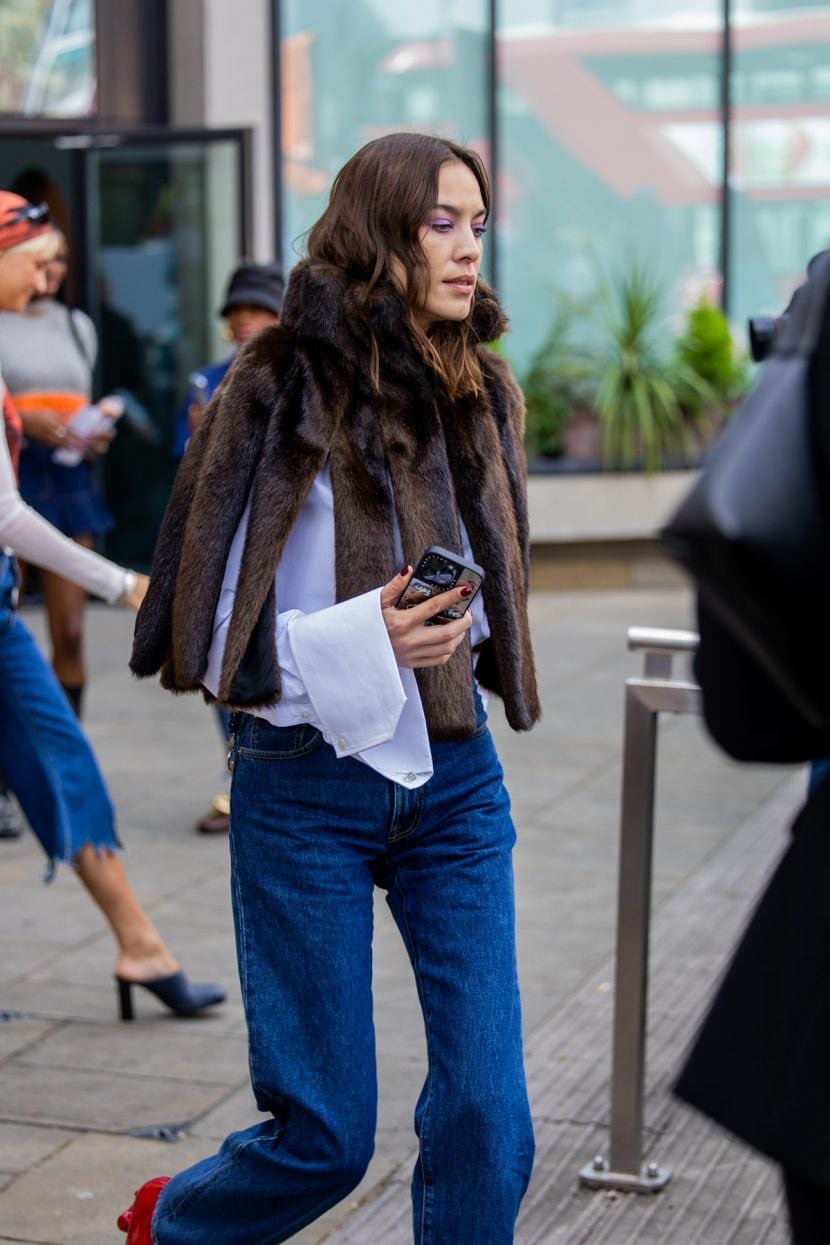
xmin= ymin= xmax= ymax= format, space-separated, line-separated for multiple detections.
xmin=747 ymin=251 xmax=830 ymax=363
xmin=747 ymin=314 xmax=786 ymax=363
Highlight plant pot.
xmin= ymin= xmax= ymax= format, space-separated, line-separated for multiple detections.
xmin=563 ymin=405 xmax=600 ymax=462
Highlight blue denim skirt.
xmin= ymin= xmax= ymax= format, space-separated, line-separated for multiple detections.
xmin=18 ymin=441 xmax=113 ymax=538
xmin=0 ymin=553 xmax=118 ymax=876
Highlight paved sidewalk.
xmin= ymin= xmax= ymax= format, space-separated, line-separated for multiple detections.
xmin=0 ymin=587 xmax=803 ymax=1244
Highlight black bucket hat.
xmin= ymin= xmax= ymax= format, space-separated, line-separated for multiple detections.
xmin=220 ymin=261 xmax=285 ymax=318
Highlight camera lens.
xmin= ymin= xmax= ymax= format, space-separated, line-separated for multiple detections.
xmin=748 ymin=315 xmax=778 ymax=363
xmin=423 ymin=568 xmax=454 ymax=587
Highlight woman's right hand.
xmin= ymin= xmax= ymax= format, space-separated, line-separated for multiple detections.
xmin=19 ymin=408 xmax=83 ymax=451
xmin=380 ymin=567 xmax=474 ymax=668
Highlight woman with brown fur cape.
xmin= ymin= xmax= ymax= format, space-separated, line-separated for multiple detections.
xmin=119 ymin=132 xmax=541 ymax=1245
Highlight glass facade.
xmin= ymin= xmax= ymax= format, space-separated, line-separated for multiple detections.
xmin=0 ymin=0 xmax=96 ymax=118
xmin=496 ymin=1 xmax=722 ymax=371
xmin=86 ymin=138 xmax=244 ymax=565
xmin=729 ymin=0 xmax=830 ymax=332
xmin=278 ymin=0 xmax=830 ymax=374
xmin=0 ymin=130 xmax=247 ymax=567
xmin=280 ymin=0 xmax=490 ymax=269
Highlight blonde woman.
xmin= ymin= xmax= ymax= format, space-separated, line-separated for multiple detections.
xmin=0 ymin=191 xmax=225 ymax=1021
xmin=0 ymin=227 xmax=117 ymax=717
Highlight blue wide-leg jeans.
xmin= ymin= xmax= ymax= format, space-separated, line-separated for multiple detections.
xmin=153 ymin=711 xmax=534 ymax=1244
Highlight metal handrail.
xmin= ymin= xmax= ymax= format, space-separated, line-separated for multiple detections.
xmin=628 ymin=626 xmax=699 ymax=654
xmin=579 ymin=627 xmax=701 ymax=1194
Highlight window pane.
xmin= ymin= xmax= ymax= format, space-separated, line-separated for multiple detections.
xmin=729 ymin=2 xmax=830 ymax=332
xmin=0 ymin=0 xmax=96 ymax=118
xmin=280 ymin=0 xmax=489 ymax=269
xmin=88 ymin=141 xmax=242 ymax=566
xmin=497 ymin=2 xmax=723 ymax=374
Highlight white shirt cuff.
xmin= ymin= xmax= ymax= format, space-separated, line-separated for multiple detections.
xmin=287 ymin=588 xmax=406 ymax=756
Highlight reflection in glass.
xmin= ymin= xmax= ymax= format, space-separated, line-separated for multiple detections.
xmin=496 ymin=2 xmax=723 ymax=372
xmin=280 ymin=0 xmax=489 ymax=272
xmin=88 ymin=142 xmax=240 ymax=566
xmin=0 ymin=0 xmax=96 ymax=118
xmin=729 ymin=2 xmax=830 ymax=333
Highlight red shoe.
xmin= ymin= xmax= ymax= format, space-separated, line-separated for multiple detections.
xmin=117 ymin=1177 xmax=170 ymax=1243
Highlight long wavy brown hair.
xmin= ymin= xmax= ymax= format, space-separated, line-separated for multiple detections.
xmin=305 ymin=132 xmax=492 ymax=397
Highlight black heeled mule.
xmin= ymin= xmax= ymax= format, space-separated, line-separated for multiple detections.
xmin=116 ymin=971 xmax=226 ymax=1021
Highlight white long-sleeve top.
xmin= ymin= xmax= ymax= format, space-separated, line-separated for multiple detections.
xmin=202 ymin=464 xmax=490 ymax=789
xmin=0 ymin=368 xmax=128 ymax=603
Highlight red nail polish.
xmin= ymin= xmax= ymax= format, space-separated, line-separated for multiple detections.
xmin=400 ymin=565 xmax=410 ymax=576
xmin=459 ymin=584 xmax=473 ymax=597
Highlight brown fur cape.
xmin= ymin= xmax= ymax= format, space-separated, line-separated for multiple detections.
xmin=131 ymin=260 xmax=541 ymax=742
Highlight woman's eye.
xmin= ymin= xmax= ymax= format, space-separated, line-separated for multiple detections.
xmin=429 ymin=219 xmax=453 ymax=233
xmin=473 ymin=225 xmax=488 ymax=239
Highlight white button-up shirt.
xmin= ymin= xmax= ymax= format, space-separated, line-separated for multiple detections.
xmin=202 ymin=465 xmax=489 ymax=789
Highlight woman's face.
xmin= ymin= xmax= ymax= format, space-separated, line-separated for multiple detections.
xmin=226 ymin=303 xmax=279 ymax=344
xmin=411 ymin=160 xmax=487 ymax=333
xmin=0 ymin=248 xmax=50 ymax=312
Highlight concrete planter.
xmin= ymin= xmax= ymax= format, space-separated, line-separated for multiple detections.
xmin=527 ymin=468 xmax=699 ymax=589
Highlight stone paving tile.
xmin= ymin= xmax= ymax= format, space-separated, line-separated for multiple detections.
xmin=15 ymin=1021 xmax=247 ymax=1086
xmin=0 ymin=1122 xmax=75 ymax=1176
xmin=0 ymin=1132 xmax=215 ymax=1245
xmin=0 ymin=1063 xmax=233 ymax=1133
xmin=0 ymin=884 xmax=109 ymax=947
xmin=0 ymin=935 xmax=68 ymax=984
xmin=186 ymin=1081 xmax=265 ymax=1140
xmin=0 ymin=1019 xmax=61 ymax=1062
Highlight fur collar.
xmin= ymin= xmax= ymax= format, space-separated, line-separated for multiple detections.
xmin=281 ymin=259 xmax=508 ymax=362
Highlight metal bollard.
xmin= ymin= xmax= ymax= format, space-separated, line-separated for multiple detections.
xmin=579 ymin=627 xmax=701 ymax=1194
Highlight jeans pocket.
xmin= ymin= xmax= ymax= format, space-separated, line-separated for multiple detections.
xmin=236 ymin=716 xmax=324 ymax=760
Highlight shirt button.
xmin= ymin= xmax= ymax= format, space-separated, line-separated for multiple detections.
xmin=337 ymin=737 xmax=346 ymax=750
xmin=300 ymin=711 xmax=310 ymax=721
xmin=405 ymin=772 xmax=417 ymax=782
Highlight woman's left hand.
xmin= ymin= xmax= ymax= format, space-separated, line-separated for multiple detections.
xmin=380 ymin=568 xmax=474 ymax=668
xmin=82 ymin=397 xmax=121 ymax=458
xmin=82 ymin=427 xmax=116 ymax=459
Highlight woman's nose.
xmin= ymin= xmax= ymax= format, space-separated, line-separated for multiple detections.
xmin=454 ymin=226 xmax=482 ymax=260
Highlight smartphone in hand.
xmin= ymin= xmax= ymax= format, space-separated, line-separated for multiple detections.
xmin=396 ymin=545 xmax=484 ymax=625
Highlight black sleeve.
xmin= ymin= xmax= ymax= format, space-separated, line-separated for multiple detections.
xmin=695 ymin=594 xmax=830 ymax=763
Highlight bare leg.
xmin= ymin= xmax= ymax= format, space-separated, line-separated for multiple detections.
xmin=39 ymin=534 xmax=93 ymax=697
xmin=73 ymin=845 xmax=180 ymax=982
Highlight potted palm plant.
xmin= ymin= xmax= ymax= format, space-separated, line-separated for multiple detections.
xmin=594 ymin=264 xmax=714 ymax=473
xmin=671 ymin=297 xmax=750 ymax=438
xmin=522 ymin=303 xmax=598 ymax=461
xmin=521 ymin=264 xmax=749 ymax=474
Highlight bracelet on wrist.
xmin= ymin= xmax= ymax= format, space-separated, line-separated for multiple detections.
xmin=115 ymin=569 xmax=137 ymax=606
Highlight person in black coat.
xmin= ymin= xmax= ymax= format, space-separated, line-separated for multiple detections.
xmin=674 ymin=263 xmax=830 ymax=1244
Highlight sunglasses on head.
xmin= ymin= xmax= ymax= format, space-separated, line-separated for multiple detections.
xmin=2 ymin=201 xmax=50 ymax=227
